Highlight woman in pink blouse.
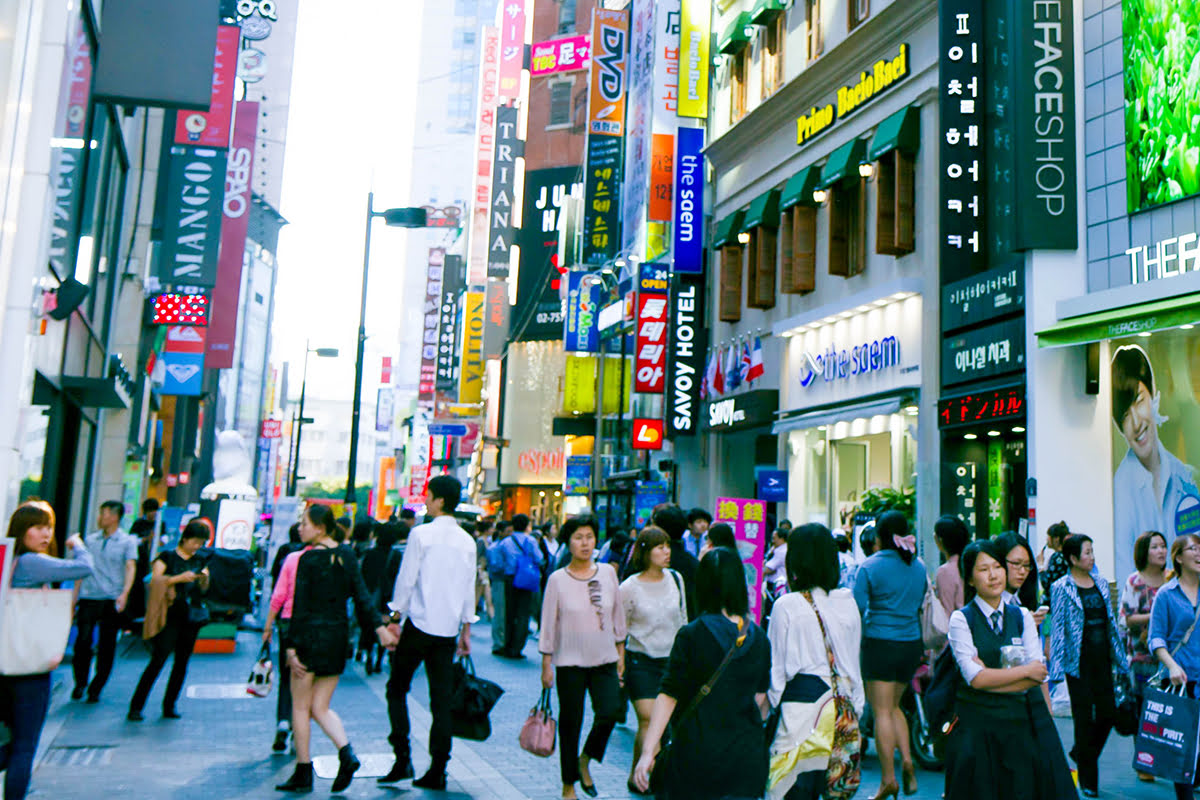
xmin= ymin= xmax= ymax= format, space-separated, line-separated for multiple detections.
xmin=934 ymin=516 xmax=969 ymax=617
xmin=539 ymin=515 xmax=627 ymax=800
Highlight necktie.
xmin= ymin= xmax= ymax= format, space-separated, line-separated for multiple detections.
xmin=990 ymin=610 xmax=1003 ymax=635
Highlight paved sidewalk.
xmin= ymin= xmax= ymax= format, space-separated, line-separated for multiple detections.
xmin=24 ymin=619 xmax=1175 ymax=799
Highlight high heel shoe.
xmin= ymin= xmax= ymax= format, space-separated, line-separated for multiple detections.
xmin=901 ymin=762 xmax=918 ymax=795
xmin=869 ymin=780 xmax=900 ymax=800
xmin=331 ymin=744 xmax=360 ymax=792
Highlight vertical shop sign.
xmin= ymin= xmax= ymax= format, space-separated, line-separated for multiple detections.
xmin=487 ymin=105 xmax=521 ymax=279
xmin=677 ymin=0 xmax=710 ymax=118
xmin=469 ymin=26 xmax=500 ymax=286
xmin=938 ymin=0 xmax=988 ymax=283
xmin=622 ymin=0 xmax=654 ymax=254
xmin=564 ymin=271 xmax=601 ymax=353
xmin=483 ymin=279 xmax=510 ymax=359
xmin=947 ymin=462 xmax=978 ymax=539
xmin=984 ymin=4 xmax=1016 ymax=263
xmin=583 ymin=137 xmax=623 ymax=264
xmin=419 ymin=248 xmax=445 ymax=404
xmin=376 ymin=387 xmax=395 ymax=432
xmin=634 ymin=293 xmax=668 ymax=393
xmin=649 ymin=134 xmax=675 ymax=222
xmin=716 ymin=497 xmax=767 ymax=620
xmin=666 ymin=274 xmax=705 ymax=437
xmin=584 ymin=8 xmax=629 ymax=264
xmin=436 ymin=255 xmax=465 ymax=392
xmin=46 ymin=15 xmax=92 ymax=279
xmin=650 ymin=0 xmax=681 ymax=221
xmin=157 ymin=146 xmax=227 ymax=287
xmin=673 ymin=126 xmax=704 ymax=274
xmin=498 ymin=0 xmax=528 ymax=100
xmin=514 ymin=167 xmax=579 ymax=341
xmin=207 ymin=101 xmax=258 ymax=368
xmin=174 ymin=25 xmax=241 ymax=148
xmin=458 ymin=291 xmax=485 ymax=404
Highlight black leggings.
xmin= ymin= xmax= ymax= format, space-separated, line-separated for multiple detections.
xmin=1066 ymin=647 xmax=1115 ymax=793
xmin=555 ymin=663 xmax=622 ymax=785
xmin=130 ymin=619 xmax=198 ymax=712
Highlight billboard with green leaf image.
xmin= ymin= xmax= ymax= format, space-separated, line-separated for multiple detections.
xmin=1123 ymin=0 xmax=1200 ymax=213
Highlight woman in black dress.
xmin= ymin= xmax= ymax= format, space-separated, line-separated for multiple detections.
xmin=632 ymin=546 xmax=771 ymax=800
xmin=276 ymin=505 xmax=397 ymax=793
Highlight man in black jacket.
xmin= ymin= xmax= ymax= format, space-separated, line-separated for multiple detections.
xmin=652 ymin=504 xmax=698 ymax=620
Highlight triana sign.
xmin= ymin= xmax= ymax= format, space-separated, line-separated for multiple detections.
xmin=795 ymin=44 xmax=910 ymax=145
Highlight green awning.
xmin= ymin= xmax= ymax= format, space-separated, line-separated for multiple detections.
xmin=779 ymin=166 xmax=822 ymax=210
xmin=750 ymin=0 xmax=785 ymax=24
xmin=1036 ymin=295 xmax=1200 ymax=348
xmin=817 ymin=138 xmax=868 ymax=189
xmin=713 ymin=210 xmax=746 ymax=248
xmin=718 ymin=13 xmax=752 ymax=54
xmin=741 ymin=189 xmax=781 ymax=231
xmin=868 ymin=106 xmax=921 ymax=161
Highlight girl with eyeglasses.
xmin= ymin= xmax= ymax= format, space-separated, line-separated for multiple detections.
xmin=995 ymin=532 xmax=1047 ymax=626
xmin=539 ymin=515 xmax=627 ymax=800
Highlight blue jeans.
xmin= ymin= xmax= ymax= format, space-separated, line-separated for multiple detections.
xmin=0 ymin=673 xmax=52 ymax=800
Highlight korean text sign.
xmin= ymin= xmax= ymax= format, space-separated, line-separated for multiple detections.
xmin=588 ymin=9 xmax=629 ymax=136
xmin=716 ymin=497 xmax=767 ymax=621
xmin=635 ymin=293 xmax=669 ymax=393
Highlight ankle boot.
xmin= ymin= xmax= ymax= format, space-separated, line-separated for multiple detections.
xmin=331 ymin=744 xmax=361 ymax=792
xmin=275 ymin=762 xmax=313 ymax=792
xmin=413 ymin=762 xmax=448 ymax=791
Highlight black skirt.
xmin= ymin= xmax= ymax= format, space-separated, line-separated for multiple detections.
xmin=944 ymin=693 xmax=1076 ymax=800
xmin=294 ymin=619 xmax=351 ymax=677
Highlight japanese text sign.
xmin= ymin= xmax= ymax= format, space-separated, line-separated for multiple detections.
xmin=498 ymin=0 xmax=529 ymax=99
xmin=531 ymin=35 xmax=590 ymax=77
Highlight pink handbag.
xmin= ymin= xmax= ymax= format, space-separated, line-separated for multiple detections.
xmin=519 ymin=688 xmax=557 ymax=757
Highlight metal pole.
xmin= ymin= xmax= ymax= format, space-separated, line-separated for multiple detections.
xmin=346 ymin=192 xmax=374 ymax=509
xmin=290 ymin=342 xmax=311 ymax=495
xmin=591 ymin=348 xmax=606 ymax=513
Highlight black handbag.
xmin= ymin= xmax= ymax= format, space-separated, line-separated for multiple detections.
xmin=450 ymin=656 xmax=504 ymax=741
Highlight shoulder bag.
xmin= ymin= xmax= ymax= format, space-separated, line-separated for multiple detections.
xmin=921 ymin=578 xmax=950 ymax=651
xmin=0 ymin=587 xmax=74 ymax=675
xmin=519 ymin=688 xmax=557 ymax=757
xmin=649 ymin=617 xmax=747 ymax=793
xmin=802 ymin=591 xmax=863 ymax=800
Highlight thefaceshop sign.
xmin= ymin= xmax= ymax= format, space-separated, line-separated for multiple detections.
xmin=798 ymin=337 xmax=901 ymax=387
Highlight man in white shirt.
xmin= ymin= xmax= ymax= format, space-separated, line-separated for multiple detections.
xmin=681 ymin=508 xmax=711 ymax=557
xmin=380 ymin=475 xmax=477 ymax=791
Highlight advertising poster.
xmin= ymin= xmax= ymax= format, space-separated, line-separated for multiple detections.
xmin=634 ymin=481 xmax=669 ymax=527
xmin=1110 ymin=333 xmax=1200 ymax=581
xmin=716 ymin=497 xmax=768 ymax=621
xmin=564 ymin=271 xmax=601 ymax=353
xmin=215 ymin=499 xmax=256 ymax=550
xmin=174 ymin=25 xmax=240 ymax=148
xmin=514 ymin=167 xmax=579 ymax=341
xmin=565 ymin=455 xmax=592 ymax=496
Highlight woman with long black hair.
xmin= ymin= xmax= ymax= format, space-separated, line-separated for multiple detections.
xmin=995 ymin=532 xmax=1046 ymax=626
xmin=944 ymin=540 xmax=1075 ymax=799
xmin=851 ymin=510 xmax=926 ymax=799
xmin=276 ymin=504 xmax=396 ymax=793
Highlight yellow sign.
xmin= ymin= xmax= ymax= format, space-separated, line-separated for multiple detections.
xmin=795 ymin=44 xmax=910 ymax=145
xmin=458 ymin=291 xmax=485 ymax=404
xmin=561 ymin=355 xmax=633 ymax=415
xmin=678 ymin=0 xmax=710 ymax=119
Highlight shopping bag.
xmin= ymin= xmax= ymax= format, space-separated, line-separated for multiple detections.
xmin=0 ymin=587 xmax=74 ymax=675
xmin=920 ymin=580 xmax=949 ymax=651
xmin=1132 ymin=685 xmax=1200 ymax=783
xmin=450 ymin=656 xmax=503 ymax=741
xmin=519 ymin=688 xmax=557 ymax=757
xmin=246 ymin=642 xmax=273 ymax=697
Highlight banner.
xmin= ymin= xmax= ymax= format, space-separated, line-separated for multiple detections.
xmin=649 ymin=0 xmax=681 ymax=222
xmin=587 ymin=9 xmax=629 ymax=136
xmin=514 ymin=167 xmax=578 ymax=342
xmin=458 ymin=291 xmax=485 ymax=404
xmin=419 ymin=249 xmax=446 ymax=404
xmin=666 ymin=274 xmax=705 ymax=437
xmin=469 ymin=26 xmax=500 ymax=286
xmin=564 ymin=271 xmax=600 ymax=353
xmin=483 ymin=279 xmax=510 ymax=359
xmin=716 ymin=497 xmax=768 ymax=621
xmin=582 ymin=136 xmax=622 ymax=264
xmin=174 ymin=25 xmax=240 ymax=148
xmin=207 ymin=101 xmax=259 ymax=368
xmin=46 ymin=15 xmax=91 ymax=280
xmin=564 ymin=455 xmax=592 ymax=495
xmin=376 ymin=456 xmax=397 ymax=519
xmin=621 ymin=0 xmax=654 ymax=253
xmin=436 ymin=255 xmax=465 ymax=392
xmin=487 ymin=105 xmax=521 ymax=279
xmin=531 ymin=35 xmax=590 ymax=76
xmin=634 ymin=293 xmax=668 ymax=393
xmin=673 ymin=126 xmax=704 ymax=274
xmin=498 ymin=0 xmax=529 ymax=100
xmin=634 ymin=480 xmax=669 ymax=526
xmin=678 ymin=0 xmax=711 ymax=118
xmin=157 ymin=146 xmax=227 ymax=287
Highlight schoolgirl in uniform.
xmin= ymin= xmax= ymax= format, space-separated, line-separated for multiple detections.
xmin=943 ymin=540 xmax=1076 ymax=800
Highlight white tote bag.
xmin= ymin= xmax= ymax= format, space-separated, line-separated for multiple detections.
xmin=0 ymin=587 xmax=75 ymax=675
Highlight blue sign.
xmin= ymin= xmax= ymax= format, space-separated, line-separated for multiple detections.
xmin=638 ymin=262 xmax=669 ymax=294
xmin=563 ymin=272 xmax=600 ymax=353
xmin=634 ymin=480 xmax=669 ymax=528
xmin=428 ymin=423 xmax=469 ymax=436
xmin=757 ymin=470 xmax=788 ymax=503
xmin=564 ymin=455 xmax=591 ymax=496
xmin=160 ymin=351 xmax=204 ymax=396
xmin=673 ymin=126 xmax=705 ymax=274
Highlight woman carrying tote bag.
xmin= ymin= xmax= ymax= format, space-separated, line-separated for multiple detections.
xmin=0 ymin=500 xmax=94 ymax=800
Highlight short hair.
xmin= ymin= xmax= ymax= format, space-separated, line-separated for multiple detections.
xmin=476 ymin=518 xmax=493 ymax=535
xmin=833 ymin=532 xmax=852 ymax=553
xmin=772 ymin=527 xmax=788 ymax=543
xmin=652 ymin=505 xmax=688 ymax=541
xmin=777 ymin=519 xmax=793 ymax=532
xmin=494 ymin=520 xmax=512 ymax=536
xmin=1046 ymin=521 xmax=1070 ymax=543
xmin=142 ymin=498 xmax=160 ymax=514
xmin=934 ymin=515 xmax=970 ymax=557
xmin=352 ymin=519 xmax=374 ymax=543
xmin=180 ymin=519 xmax=212 ymax=543
xmin=860 ymin=526 xmax=878 ymax=555
xmin=1112 ymin=345 xmax=1155 ymax=428
xmin=376 ymin=521 xmax=401 ymax=549
xmin=511 ymin=513 xmax=530 ymax=533
xmin=706 ymin=523 xmax=736 ymax=550
xmin=1061 ymin=533 xmax=1094 ymax=567
xmin=960 ymin=539 xmax=1005 ymax=603
xmin=1134 ymin=531 xmax=1167 ymax=572
xmin=399 ymin=508 xmax=416 ymax=520
xmin=787 ymin=524 xmax=840 ymax=592
xmin=875 ymin=510 xmax=914 ymax=564
xmin=558 ymin=515 xmax=599 ymax=546
xmin=1170 ymin=534 xmax=1200 ymax=575
xmin=288 ymin=523 xmax=301 ymax=545
xmin=9 ymin=501 xmax=56 ymax=556
xmin=696 ymin=546 xmax=749 ymax=616
xmin=687 ymin=508 xmax=713 ymax=526
xmin=629 ymin=526 xmax=671 ymax=573
xmin=427 ymin=475 xmax=462 ymax=513
xmin=100 ymin=500 xmax=125 ymax=521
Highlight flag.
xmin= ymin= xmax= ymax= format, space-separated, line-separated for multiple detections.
xmin=700 ymin=349 xmax=712 ymax=400
xmin=712 ymin=346 xmax=725 ymax=396
xmin=740 ymin=339 xmax=752 ymax=386
xmin=747 ymin=336 xmax=765 ymax=384
xmin=726 ymin=342 xmax=741 ymax=391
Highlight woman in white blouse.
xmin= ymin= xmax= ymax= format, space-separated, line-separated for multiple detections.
xmin=765 ymin=524 xmax=864 ymax=800
xmin=620 ymin=526 xmax=687 ymax=795
xmin=943 ymin=539 xmax=1074 ymax=800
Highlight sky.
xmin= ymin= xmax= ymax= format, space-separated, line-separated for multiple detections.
xmin=270 ymin=0 xmax=425 ymax=404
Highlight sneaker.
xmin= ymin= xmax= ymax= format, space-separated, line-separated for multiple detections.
xmin=272 ymin=730 xmax=289 ymax=752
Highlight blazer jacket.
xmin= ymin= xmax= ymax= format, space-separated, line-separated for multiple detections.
xmin=1048 ymin=569 xmax=1130 ymax=682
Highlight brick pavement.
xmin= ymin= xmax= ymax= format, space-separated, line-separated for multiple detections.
xmin=23 ymin=618 xmax=1172 ymax=799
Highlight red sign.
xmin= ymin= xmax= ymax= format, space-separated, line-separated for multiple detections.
xmin=381 ymin=356 xmax=393 ymax=385
xmin=530 ymin=34 xmax=591 ymax=76
xmin=153 ymin=293 xmax=210 ymax=326
xmin=260 ymin=419 xmax=282 ymax=439
xmin=938 ymin=387 xmax=1026 ymax=428
xmin=174 ymin=25 xmax=241 ymax=147
xmin=649 ymin=133 xmax=674 ymax=221
xmin=634 ymin=293 xmax=668 ymax=393
xmin=166 ymin=474 xmax=179 ymax=487
xmin=517 ymin=450 xmax=565 ymax=476
xmin=207 ymin=101 xmax=259 ymax=368
xmin=498 ymin=0 xmax=529 ymax=99
xmin=632 ymin=418 xmax=664 ymax=450
xmin=164 ymin=325 xmax=207 ymax=353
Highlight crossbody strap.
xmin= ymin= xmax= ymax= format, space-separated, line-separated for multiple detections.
xmin=667 ymin=569 xmax=686 ymax=618
xmin=676 ymin=617 xmax=746 ymax=724
xmin=1172 ymin=594 xmax=1200 ymax=658
xmin=802 ymin=591 xmax=841 ymax=693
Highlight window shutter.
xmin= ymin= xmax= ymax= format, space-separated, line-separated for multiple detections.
xmin=784 ymin=206 xmax=816 ymax=292
xmin=719 ymin=246 xmax=743 ymax=321
xmin=749 ymin=227 xmax=777 ymax=308
xmin=828 ymin=186 xmax=850 ymax=277
xmin=875 ymin=152 xmax=898 ymax=254
xmin=895 ymin=151 xmax=916 ymax=253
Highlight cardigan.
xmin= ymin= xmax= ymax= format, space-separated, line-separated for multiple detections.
xmin=1048 ymin=569 xmax=1129 ymax=682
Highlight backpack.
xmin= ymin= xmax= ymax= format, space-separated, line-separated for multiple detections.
xmin=513 ymin=536 xmax=542 ymax=592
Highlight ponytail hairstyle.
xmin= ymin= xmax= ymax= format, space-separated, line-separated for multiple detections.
xmin=305 ymin=504 xmax=341 ymax=542
xmin=875 ymin=510 xmax=915 ymax=565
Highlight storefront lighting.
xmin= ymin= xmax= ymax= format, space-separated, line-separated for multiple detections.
xmin=903 ymin=406 xmax=918 ymax=414
xmin=554 ymin=490 xmax=561 ymax=497
xmin=1137 ymin=331 xmax=1152 ymax=337
xmin=737 ymin=231 xmax=751 ymax=245
xmin=1012 ymin=426 xmax=1026 ymax=433
xmin=890 ymin=292 xmax=911 ymax=300
xmin=812 ymin=188 xmax=828 ymax=204
xmin=858 ymin=162 xmax=875 ymax=179
xmin=1182 ymin=324 xmax=1196 ymax=330
xmin=963 ymin=433 xmax=978 ymax=440
xmin=986 ymin=430 xmax=1001 ymax=437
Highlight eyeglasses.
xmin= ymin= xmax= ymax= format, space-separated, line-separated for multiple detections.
xmin=1006 ymin=560 xmax=1032 ymax=572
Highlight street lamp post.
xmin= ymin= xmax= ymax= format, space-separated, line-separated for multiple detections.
xmin=288 ymin=340 xmax=338 ymax=495
xmin=345 ymin=193 xmax=429 ymax=510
